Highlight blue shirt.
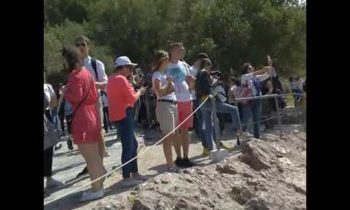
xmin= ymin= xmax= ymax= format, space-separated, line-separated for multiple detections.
xmin=166 ymin=61 xmax=192 ymax=102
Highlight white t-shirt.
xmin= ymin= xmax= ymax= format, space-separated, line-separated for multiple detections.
xmin=189 ymin=66 xmax=198 ymax=100
xmin=271 ymin=67 xmax=277 ymax=78
xmin=152 ymin=71 xmax=177 ymax=101
xmin=44 ymin=84 xmax=56 ymax=103
xmin=241 ymin=72 xmax=270 ymax=96
xmin=44 ymin=83 xmax=56 ymax=110
xmin=83 ymin=56 xmax=108 ymax=83
xmin=166 ymin=61 xmax=192 ymax=102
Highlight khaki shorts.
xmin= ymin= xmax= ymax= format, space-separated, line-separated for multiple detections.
xmin=156 ymin=101 xmax=177 ymax=135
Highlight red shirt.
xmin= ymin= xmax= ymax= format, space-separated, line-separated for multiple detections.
xmin=107 ymin=74 xmax=138 ymax=121
xmin=64 ymin=67 xmax=101 ymax=143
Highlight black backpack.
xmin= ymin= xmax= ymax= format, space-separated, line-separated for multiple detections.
xmin=91 ymin=58 xmax=98 ymax=81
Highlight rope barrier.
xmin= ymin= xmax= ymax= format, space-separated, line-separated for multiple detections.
xmin=44 ymin=96 xmax=210 ymax=205
xmin=45 ymin=92 xmax=305 ymax=205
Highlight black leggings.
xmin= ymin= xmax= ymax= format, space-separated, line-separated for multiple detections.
xmin=44 ymin=147 xmax=53 ymax=177
xmin=65 ymin=114 xmax=72 ymax=134
xmin=58 ymin=107 xmax=65 ymax=132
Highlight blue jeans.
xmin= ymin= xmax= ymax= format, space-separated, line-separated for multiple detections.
xmin=193 ymin=99 xmax=205 ymax=147
xmin=51 ymin=107 xmax=59 ymax=129
xmin=116 ymin=108 xmax=138 ymax=178
xmin=241 ymin=99 xmax=262 ymax=138
xmin=292 ymin=89 xmax=303 ymax=107
xmin=200 ymin=99 xmax=242 ymax=150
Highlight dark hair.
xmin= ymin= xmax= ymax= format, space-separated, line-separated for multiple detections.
xmin=230 ymin=76 xmax=241 ymax=86
xmin=221 ymin=73 xmax=230 ymax=85
xmin=152 ymin=50 xmax=169 ymax=71
xmin=75 ymin=35 xmax=90 ymax=45
xmin=195 ymin=70 xmax=212 ymax=99
xmin=115 ymin=65 xmax=126 ymax=71
xmin=61 ymin=46 xmax=83 ymax=72
xmin=199 ymin=58 xmax=212 ymax=70
xmin=196 ymin=52 xmax=209 ymax=60
xmin=240 ymin=62 xmax=252 ymax=75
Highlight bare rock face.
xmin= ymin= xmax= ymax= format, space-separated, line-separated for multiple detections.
xmin=281 ymin=107 xmax=306 ymax=124
xmin=94 ymin=133 xmax=306 ymax=210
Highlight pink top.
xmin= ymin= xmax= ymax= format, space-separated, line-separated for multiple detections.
xmin=64 ymin=67 xmax=101 ymax=143
xmin=107 ymin=74 xmax=138 ymax=122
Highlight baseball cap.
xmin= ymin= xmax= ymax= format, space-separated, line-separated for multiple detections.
xmin=114 ymin=56 xmax=137 ymax=68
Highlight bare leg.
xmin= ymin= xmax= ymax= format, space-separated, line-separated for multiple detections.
xmin=163 ymin=134 xmax=175 ymax=166
xmin=78 ymin=142 xmax=105 ymax=191
xmin=173 ymin=130 xmax=182 ymax=158
xmin=181 ymin=128 xmax=190 ymax=158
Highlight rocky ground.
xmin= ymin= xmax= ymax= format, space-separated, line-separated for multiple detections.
xmin=44 ymin=119 xmax=305 ymax=210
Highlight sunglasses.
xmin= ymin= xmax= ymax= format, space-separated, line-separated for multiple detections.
xmin=76 ymin=43 xmax=86 ymax=47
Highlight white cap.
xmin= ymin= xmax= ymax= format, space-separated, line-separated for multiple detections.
xmin=114 ymin=56 xmax=137 ymax=68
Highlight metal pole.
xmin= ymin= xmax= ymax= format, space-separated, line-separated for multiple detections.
xmin=274 ymin=95 xmax=282 ymax=137
xmin=210 ymin=95 xmax=221 ymax=150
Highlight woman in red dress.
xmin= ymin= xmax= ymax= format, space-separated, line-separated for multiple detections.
xmin=62 ymin=46 xmax=105 ymax=202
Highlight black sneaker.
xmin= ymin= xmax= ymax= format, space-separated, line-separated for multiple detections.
xmin=67 ymin=139 xmax=73 ymax=150
xmin=182 ymin=158 xmax=195 ymax=168
xmin=175 ymin=157 xmax=184 ymax=167
xmin=76 ymin=166 xmax=88 ymax=178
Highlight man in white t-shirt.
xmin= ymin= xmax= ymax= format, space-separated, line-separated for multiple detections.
xmin=75 ymin=36 xmax=109 ymax=178
xmin=166 ymin=42 xmax=195 ymax=168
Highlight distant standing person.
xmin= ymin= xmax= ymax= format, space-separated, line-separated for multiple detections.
xmin=189 ymin=52 xmax=209 ymax=148
xmin=75 ymin=35 xmax=109 ymax=178
xmin=107 ymin=56 xmax=148 ymax=187
xmin=152 ymin=50 xmax=179 ymax=172
xmin=166 ymin=42 xmax=195 ymax=167
xmin=43 ymin=74 xmax=64 ymax=190
xmin=62 ymin=46 xmax=106 ymax=202
xmin=240 ymin=63 xmax=272 ymax=139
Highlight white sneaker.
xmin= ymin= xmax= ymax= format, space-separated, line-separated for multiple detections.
xmin=80 ymin=189 xmax=104 ymax=202
xmin=121 ymin=177 xmax=144 ymax=187
xmin=46 ymin=178 xmax=64 ymax=188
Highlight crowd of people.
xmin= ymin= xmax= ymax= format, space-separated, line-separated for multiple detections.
xmin=44 ymin=36 xmax=306 ymax=203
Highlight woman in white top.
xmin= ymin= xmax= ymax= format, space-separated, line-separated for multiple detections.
xmin=152 ymin=50 xmax=179 ymax=172
xmin=239 ymin=62 xmax=272 ymax=139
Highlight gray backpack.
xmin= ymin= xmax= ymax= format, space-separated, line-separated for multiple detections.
xmin=44 ymin=113 xmax=61 ymax=150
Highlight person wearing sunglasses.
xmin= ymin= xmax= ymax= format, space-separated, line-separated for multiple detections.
xmin=75 ymin=36 xmax=109 ymax=178
xmin=107 ymin=56 xmax=148 ymax=187
xmin=151 ymin=50 xmax=180 ymax=172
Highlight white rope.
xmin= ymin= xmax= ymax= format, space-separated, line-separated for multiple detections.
xmin=45 ymin=93 xmax=304 ymax=205
xmin=44 ymin=96 xmax=210 ymax=206
xmin=234 ymin=92 xmax=305 ymax=102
